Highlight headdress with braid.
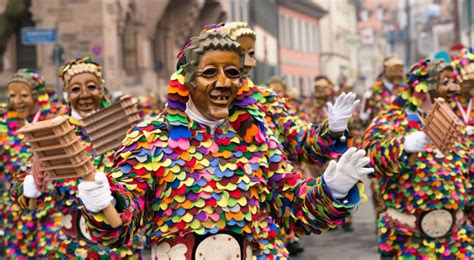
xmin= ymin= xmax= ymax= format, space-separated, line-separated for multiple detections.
xmin=396 ymin=59 xmax=430 ymax=111
xmin=219 ymin=22 xmax=256 ymax=40
xmin=452 ymin=48 xmax=474 ymax=83
xmin=8 ymin=68 xmax=46 ymax=96
xmin=59 ymin=56 xmax=109 ymax=108
xmin=59 ymin=56 xmax=104 ymax=89
xmin=167 ymin=31 xmax=263 ymax=145
xmin=181 ymin=31 xmax=243 ymax=89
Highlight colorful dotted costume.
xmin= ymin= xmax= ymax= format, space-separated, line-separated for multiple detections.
xmin=0 ymin=69 xmax=64 ymax=258
xmin=15 ymin=58 xmax=142 ymax=259
xmin=452 ymin=49 xmax=474 ymax=224
xmin=361 ymin=79 xmax=406 ymax=126
xmin=82 ymin=32 xmax=364 ymax=259
xmin=253 ymin=82 xmax=350 ymax=167
xmin=363 ymin=59 xmax=473 ymax=258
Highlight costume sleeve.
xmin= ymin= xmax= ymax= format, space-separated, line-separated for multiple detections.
xmin=362 ymin=110 xmax=410 ymax=177
xmin=81 ymin=123 xmax=162 ymax=247
xmin=254 ymin=84 xmax=351 ymax=165
xmin=264 ymin=132 xmax=364 ymax=236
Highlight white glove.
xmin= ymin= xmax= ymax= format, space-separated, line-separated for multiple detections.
xmin=78 ymin=172 xmax=114 ymax=213
xmin=23 ymin=175 xmax=42 ymax=199
xmin=403 ymin=131 xmax=431 ymax=153
xmin=328 ymin=92 xmax=360 ymax=132
xmin=359 ymin=111 xmax=370 ymax=121
xmin=323 ymin=147 xmax=374 ymax=199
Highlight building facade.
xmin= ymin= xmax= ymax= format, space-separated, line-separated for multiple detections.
xmin=314 ymin=0 xmax=360 ymax=93
xmin=356 ymin=0 xmax=402 ymax=91
xmin=0 ymin=0 xmax=228 ymax=101
xmin=277 ymin=0 xmax=325 ymax=96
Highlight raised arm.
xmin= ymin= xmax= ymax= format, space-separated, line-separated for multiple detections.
xmin=79 ymin=122 xmax=162 ymax=247
xmin=263 ymin=131 xmax=370 ymax=236
xmin=253 ymin=84 xmax=355 ymax=164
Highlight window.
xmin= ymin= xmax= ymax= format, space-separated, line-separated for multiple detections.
xmin=122 ymin=16 xmax=138 ymax=74
xmin=301 ymin=21 xmax=307 ymax=52
xmin=284 ymin=16 xmax=291 ymax=48
xmin=307 ymin=22 xmax=313 ymax=54
xmin=278 ymin=14 xmax=284 ymax=46
xmin=287 ymin=17 xmax=293 ymax=49
xmin=314 ymin=24 xmax=321 ymax=54
xmin=230 ymin=0 xmax=249 ymax=22
xmin=294 ymin=19 xmax=300 ymax=51
xmin=360 ymin=10 xmax=369 ymax=21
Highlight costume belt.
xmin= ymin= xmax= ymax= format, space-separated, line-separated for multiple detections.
xmin=151 ymin=232 xmax=254 ymax=260
xmin=385 ymin=207 xmax=464 ymax=239
xmin=60 ymin=209 xmax=94 ymax=243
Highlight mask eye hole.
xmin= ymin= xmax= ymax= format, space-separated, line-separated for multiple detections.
xmin=248 ymin=50 xmax=255 ymax=57
xmin=87 ymin=84 xmax=98 ymax=92
xmin=199 ymin=68 xmax=218 ymax=78
xmin=70 ymin=86 xmax=81 ymax=94
xmin=225 ymin=68 xmax=240 ymax=78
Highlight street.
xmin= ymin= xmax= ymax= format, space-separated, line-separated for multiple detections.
xmin=295 ymin=177 xmax=379 ymax=260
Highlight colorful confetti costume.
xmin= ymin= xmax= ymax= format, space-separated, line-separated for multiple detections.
xmin=363 ymin=60 xmax=473 ymax=258
xmin=362 ymin=79 xmax=406 ymax=125
xmin=450 ymin=96 xmax=474 ymax=227
xmin=82 ymin=71 xmax=364 ymax=259
xmin=251 ymin=83 xmax=353 ymax=249
xmin=0 ymin=91 xmax=63 ymax=258
xmin=452 ymin=50 xmax=474 ymax=224
xmin=253 ymin=82 xmax=350 ymax=169
xmin=363 ymin=79 xmax=406 ymax=223
xmin=16 ymin=102 xmax=143 ymax=259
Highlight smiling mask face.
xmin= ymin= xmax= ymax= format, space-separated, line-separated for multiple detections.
xmin=8 ymin=82 xmax=36 ymax=120
xmin=66 ymin=73 xmax=104 ymax=118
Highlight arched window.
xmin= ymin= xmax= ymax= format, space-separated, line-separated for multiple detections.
xmin=121 ymin=14 xmax=138 ymax=75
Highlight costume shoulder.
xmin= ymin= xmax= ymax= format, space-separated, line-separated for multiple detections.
xmin=369 ymin=106 xmax=406 ymax=128
xmin=121 ymin=113 xmax=168 ymax=148
xmin=371 ymin=80 xmax=384 ymax=94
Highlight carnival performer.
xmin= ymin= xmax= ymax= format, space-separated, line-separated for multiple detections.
xmin=201 ymin=22 xmax=361 ymax=247
xmin=267 ymin=76 xmax=288 ymax=98
xmin=363 ymin=59 xmax=473 ymax=258
xmin=17 ymin=57 xmax=142 ymax=259
xmin=359 ymin=56 xmax=406 ymax=123
xmin=302 ymin=75 xmax=336 ymax=124
xmin=267 ymin=76 xmax=306 ymax=255
xmin=452 ymin=48 xmax=474 ymax=225
xmin=75 ymin=31 xmax=372 ymax=259
xmin=0 ymin=69 xmax=63 ymax=258
xmin=204 ymin=22 xmax=357 ymax=175
xmin=359 ymin=57 xmax=406 ymax=226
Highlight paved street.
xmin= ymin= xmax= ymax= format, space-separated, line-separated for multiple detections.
xmin=295 ymin=177 xmax=379 ymax=260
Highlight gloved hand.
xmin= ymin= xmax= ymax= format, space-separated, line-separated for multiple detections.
xmin=78 ymin=172 xmax=113 ymax=213
xmin=323 ymin=147 xmax=374 ymax=199
xmin=403 ymin=131 xmax=431 ymax=153
xmin=23 ymin=175 xmax=42 ymax=198
xmin=328 ymin=92 xmax=360 ymax=132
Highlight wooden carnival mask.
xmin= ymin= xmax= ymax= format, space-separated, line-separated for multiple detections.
xmin=8 ymin=82 xmax=37 ymax=120
xmin=219 ymin=22 xmax=256 ymax=78
xmin=236 ymin=35 xmax=256 ymax=78
xmin=66 ymin=73 xmax=104 ymax=118
xmin=436 ymin=69 xmax=460 ymax=101
xmin=384 ymin=57 xmax=404 ymax=84
xmin=182 ymin=32 xmax=243 ymax=121
xmin=191 ymin=50 xmax=241 ymax=120
xmin=313 ymin=77 xmax=333 ymax=101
